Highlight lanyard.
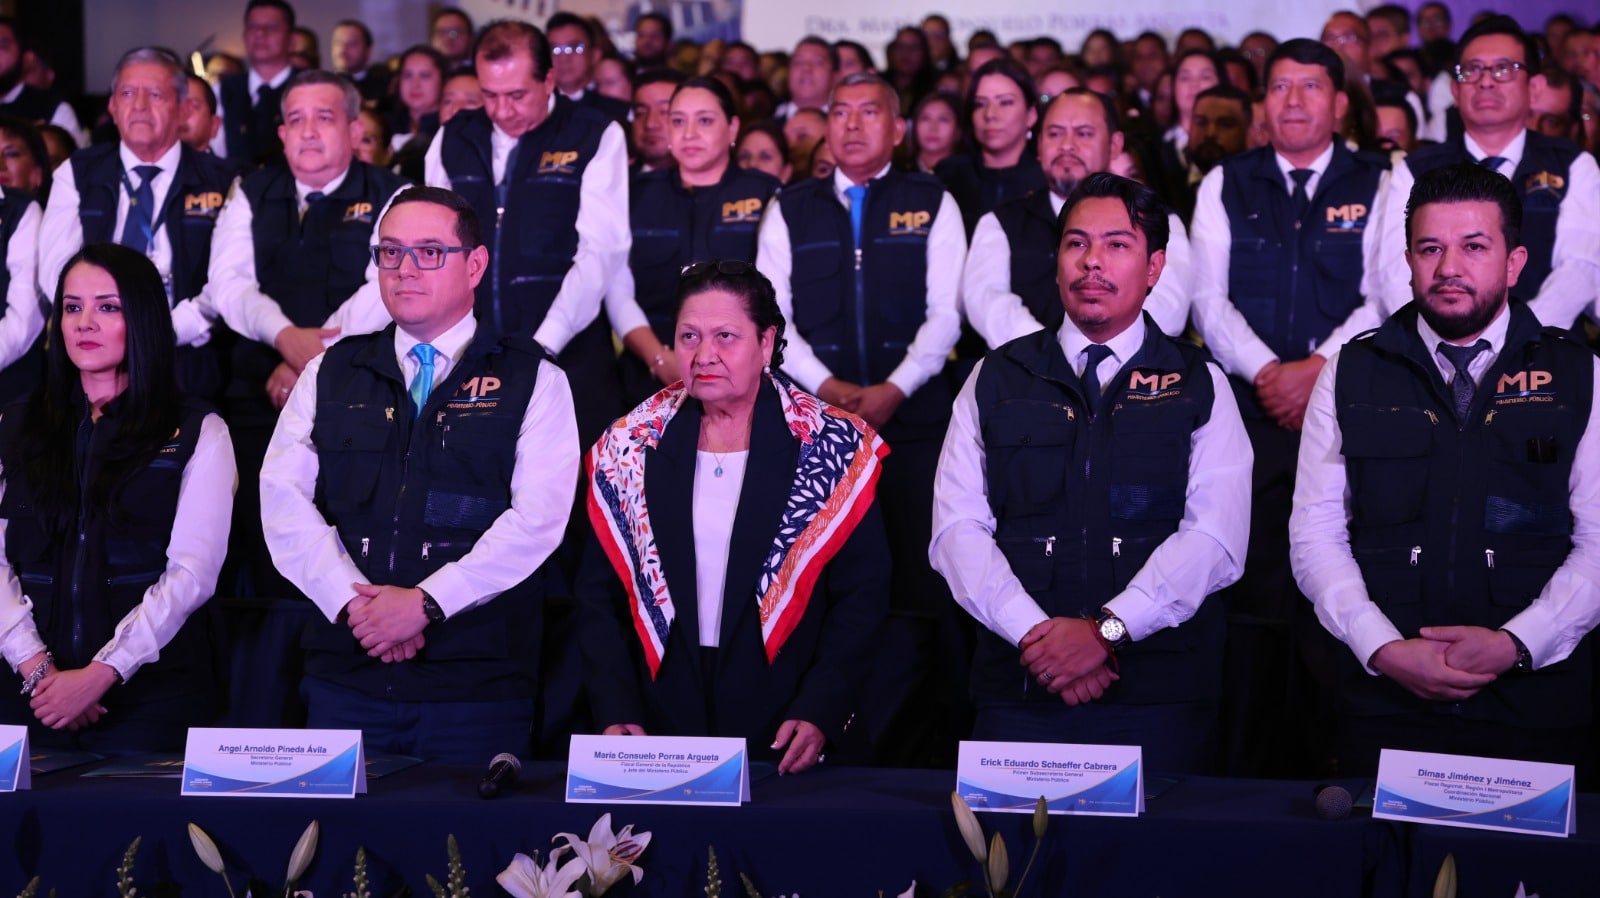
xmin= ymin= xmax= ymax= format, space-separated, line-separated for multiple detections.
xmin=119 ymin=166 xmax=171 ymax=250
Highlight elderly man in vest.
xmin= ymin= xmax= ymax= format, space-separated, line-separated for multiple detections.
xmin=261 ymin=186 xmax=578 ymax=763
xmin=933 ymin=172 xmax=1251 ymax=775
xmin=1292 ymin=163 xmax=1600 ymax=775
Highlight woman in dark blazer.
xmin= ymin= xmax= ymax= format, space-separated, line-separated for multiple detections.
xmin=583 ymin=261 xmax=889 ymax=773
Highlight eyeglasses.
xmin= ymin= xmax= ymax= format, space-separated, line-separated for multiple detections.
xmin=1322 ymin=32 xmax=1366 ymax=47
xmin=433 ymin=27 xmax=465 ymax=39
xmin=1454 ymin=61 xmax=1526 ymax=83
xmin=553 ymin=42 xmax=587 ymax=56
xmin=371 ymin=243 xmax=474 ymax=270
xmin=680 ymin=259 xmax=756 ymax=278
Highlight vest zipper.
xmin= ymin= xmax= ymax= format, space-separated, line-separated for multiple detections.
xmin=69 ymin=414 xmax=98 ymax=663
xmin=1111 ymin=537 xmax=1121 ymax=557
xmin=853 ymin=246 xmax=870 ymax=385
xmin=492 ymin=203 xmax=506 ymax=335
xmin=1484 ymin=548 xmax=1495 ymax=569
xmin=360 ymin=537 xmax=370 ymax=558
xmin=437 ymin=410 xmax=449 ymax=449
xmin=422 ymin=541 xmax=431 ymax=561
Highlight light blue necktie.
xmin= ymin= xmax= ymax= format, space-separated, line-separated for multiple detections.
xmin=409 ymin=343 xmax=438 ymax=418
xmin=845 ymin=184 xmax=867 ymax=248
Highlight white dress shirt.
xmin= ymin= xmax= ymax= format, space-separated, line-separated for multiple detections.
xmin=1 ymin=82 xmax=86 ymax=147
xmin=0 ymin=413 xmax=236 ymax=680
xmin=404 ymin=98 xmax=631 ymax=354
xmin=0 ymin=189 xmax=43 ymax=372
xmin=755 ymin=163 xmax=965 ymax=396
xmin=963 ymin=193 xmax=1191 ymax=347
xmin=260 ymin=311 xmax=581 ymax=622
xmin=212 ymin=65 xmax=294 ymax=161
xmin=1291 ymin=304 xmax=1600 ymax=672
xmin=39 ymin=141 xmax=213 ymax=347
xmin=208 ymin=165 xmax=401 ymax=347
xmin=1188 ymin=142 xmax=1391 ymax=382
xmin=1367 ymin=131 xmax=1600 ymax=330
xmin=930 ymin=314 xmax=1252 ymax=647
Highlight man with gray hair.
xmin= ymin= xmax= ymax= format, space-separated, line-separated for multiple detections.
xmin=756 ymin=70 xmax=965 ymax=764
xmin=207 ymin=69 xmax=409 ymax=597
xmin=38 ymin=45 xmax=234 ymax=396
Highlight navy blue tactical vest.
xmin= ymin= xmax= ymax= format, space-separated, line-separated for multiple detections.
xmin=970 ymin=316 xmax=1224 ymax=705
xmin=218 ymin=69 xmax=300 ymax=168
xmin=1220 ymin=143 xmax=1388 ymax=363
xmin=0 ymin=85 xmax=61 ymax=123
xmin=935 ymin=153 xmax=1047 ymax=236
xmin=0 ymin=398 xmax=217 ymax=696
xmin=68 ymin=143 xmax=233 ymax=305
xmin=629 ymin=165 xmax=781 ymax=343
xmin=303 ymin=324 xmax=547 ymax=701
xmin=778 ymin=171 xmax=952 ymax=436
xmin=991 ymin=189 xmax=1064 ymax=334
xmin=1334 ymin=302 xmax=1594 ymax=727
xmin=1402 ymin=132 xmax=1582 ymax=305
xmin=438 ymin=98 xmax=610 ymax=337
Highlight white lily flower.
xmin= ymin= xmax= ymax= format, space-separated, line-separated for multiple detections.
xmin=896 ymin=881 xmax=917 ymax=898
xmin=187 ymin=823 xmax=226 ymax=874
xmin=552 ymin=814 xmax=652 ymax=894
xmin=497 ymin=849 xmax=584 ymax=898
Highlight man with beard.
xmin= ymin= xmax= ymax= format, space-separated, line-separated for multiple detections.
xmin=963 ymin=88 xmax=1192 ymax=349
xmin=1291 ymin=163 xmax=1600 ymax=773
xmin=1370 ymin=16 xmax=1600 ymax=331
xmin=1177 ymin=84 xmax=1253 ymax=221
xmin=1187 ymin=38 xmax=1391 ymax=777
xmin=933 ymin=172 xmax=1250 ymax=772
xmin=0 ymin=18 xmax=83 ymax=146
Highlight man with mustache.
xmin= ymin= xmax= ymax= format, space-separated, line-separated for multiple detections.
xmin=932 ymin=172 xmax=1250 ymax=772
xmin=1187 ymin=38 xmax=1391 ymax=776
xmin=963 ymin=88 xmax=1192 ymax=349
xmin=1368 ymin=16 xmax=1600 ymax=330
xmin=38 ymin=46 xmax=233 ymax=398
xmin=1292 ymin=163 xmax=1600 ymax=773
xmin=206 ymin=69 xmax=408 ymax=597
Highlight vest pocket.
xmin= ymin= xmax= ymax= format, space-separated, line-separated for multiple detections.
xmin=995 ymin=534 xmax=1055 ymax=593
xmin=312 ymin=404 xmax=391 ymax=511
xmin=1484 ymin=543 xmax=1570 ymax=609
xmin=1352 ymin=542 xmax=1424 ymax=609
xmin=1312 ymin=238 xmax=1364 ymax=319
xmin=790 ymin=241 xmax=843 ymax=331
xmin=983 ymin=401 xmax=1076 ymax=517
xmin=1340 ymin=404 xmax=1435 ymax=526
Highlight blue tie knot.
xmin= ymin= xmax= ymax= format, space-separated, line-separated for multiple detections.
xmin=134 ymin=165 xmax=160 ymax=186
xmin=845 ymin=184 xmax=867 ymax=248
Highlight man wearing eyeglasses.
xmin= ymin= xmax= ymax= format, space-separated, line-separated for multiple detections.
xmin=1368 ymin=15 xmax=1600 ymax=330
xmin=206 ymin=70 xmax=408 ymax=598
xmin=260 ymin=186 xmax=579 ymax=763
xmin=547 ymin=12 xmax=629 ymax=126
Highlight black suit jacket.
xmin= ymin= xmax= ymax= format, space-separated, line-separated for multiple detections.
xmin=579 ymin=380 xmax=890 ymax=757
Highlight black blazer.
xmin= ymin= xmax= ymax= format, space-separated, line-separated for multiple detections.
xmin=579 ymin=380 xmax=890 ymax=758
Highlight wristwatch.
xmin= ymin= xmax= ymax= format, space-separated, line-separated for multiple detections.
xmin=421 ymin=589 xmax=446 ymax=624
xmin=1095 ymin=611 xmax=1129 ymax=652
xmin=1502 ymin=629 xmax=1532 ymax=672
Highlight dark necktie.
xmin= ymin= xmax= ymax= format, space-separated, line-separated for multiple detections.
xmin=1438 ymin=339 xmax=1489 ymax=420
xmin=301 ymin=190 xmax=323 ymax=223
xmin=1082 ymin=343 xmax=1115 ymax=416
xmin=119 ymin=164 xmax=161 ymax=254
xmin=1289 ymin=168 xmax=1314 ymax=221
xmin=1478 ymin=155 xmax=1509 ymax=173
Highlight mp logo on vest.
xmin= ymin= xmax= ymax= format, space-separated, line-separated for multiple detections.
xmin=1126 ymin=370 xmax=1183 ymax=400
xmin=451 ymin=375 xmax=502 ymax=405
xmin=1494 ymin=370 xmax=1555 ymax=404
xmin=343 ymin=202 xmax=374 ymax=224
xmin=721 ymin=198 xmax=763 ymax=223
xmin=888 ymin=209 xmax=931 ymax=235
xmin=1324 ymin=203 xmax=1368 ymax=232
xmin=538 ymin=151 xmax=580 ymax=174
xmin=184 ymin=191 xmax=225 ymax=218
xmin=1525 ymin=171 xmax=1566 ymax=199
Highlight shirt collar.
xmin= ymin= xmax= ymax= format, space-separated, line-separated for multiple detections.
xmin=1274 ymin=141 xmax=1335 ymax=184
xmin=394 ymin=310 xmax=478 ymax=371
xmin=1414 ymin=300 xmax=1511 ymax=366
xmin=1059 ymin=312 xmax=1147 ymax=375
xmin=118 ymin=139 xmax=183 ymax=176
xmin=492 ymin=94 xmax=559 ymax=145
xmin=833 ymin=162 xmax=894 ymax=199
xmin=295 ymin=165 xmax=351 ymax=205
xmin=248 ymin=64 xmax=294 ymax=96
xmin=0 ymin=82 xmax=22 ymax=104
xmin=1464 ymin=129 xmax=1527 ymax=169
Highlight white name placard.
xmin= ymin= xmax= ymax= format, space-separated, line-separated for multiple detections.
xmin=0 ymin=725 xmax=28 ymax=791
xmin=956 ymin=741 xmax=1143 ymax=817
xmin=1374 ymin=748 xmax=1574 ymax=838
xmin=567 ymin=735 xmax=748 ymax=806
xmin=182 ymin=728 xmax=365 ymax=798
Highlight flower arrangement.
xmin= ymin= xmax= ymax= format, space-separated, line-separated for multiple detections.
xmin=945 ymin=793 xmax=1048 ymax=898
xmin=498 ymin=814 xmax=652 ymax=898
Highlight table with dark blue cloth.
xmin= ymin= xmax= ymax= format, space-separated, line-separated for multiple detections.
xmin=0 ymin=764 xmax=1405 ymax=897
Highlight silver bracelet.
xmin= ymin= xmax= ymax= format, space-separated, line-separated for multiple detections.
xmin=20 ymin=652 xmax=52 ymax=696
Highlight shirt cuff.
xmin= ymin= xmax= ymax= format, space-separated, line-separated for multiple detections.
xmin=3 ymin=629 xmax=46 ymax=673
xmin=171 ymin=300 xmax=214 ymax=348
xmin=1102 ymin=588 xmax=1162 ymax=643
xmin=257 ymin=309 xmax=298 ymax=348
xmin=886 ymin=362 xmax=929 ymax=400
xmin=533 ymin=320 xmax=574 ymax=356
xmin=995 ymin=596 xmax=1051 ymax=647
xmin=1236 ymin=344 xmax=1280 ymax=384
xmin=1345 ymin=605 xmax=1407 ymax=676
xmin=1499 ymin=607 xmax=1561 ymax=670
xmin=416 ymin=566 xmax=485 ymax=619
xmin=92 ymin=647 xmax=133 ymax=683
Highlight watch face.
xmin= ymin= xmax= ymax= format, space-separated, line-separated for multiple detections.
xmin=1099 ymin=616 xmax=1126 ymax=644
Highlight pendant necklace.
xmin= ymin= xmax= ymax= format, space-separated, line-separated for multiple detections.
xmin=712 ymin=451 xmax=727 ymax=478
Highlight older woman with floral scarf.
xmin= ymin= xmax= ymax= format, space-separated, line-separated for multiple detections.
xmin=581 ymin=260 xmax=890 ymax=774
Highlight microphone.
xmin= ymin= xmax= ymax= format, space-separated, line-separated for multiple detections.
xmin=478 ymin=752 xmax=522 ymax=799
xmin=1312 ymin=783 xmax=1353 ymax=820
